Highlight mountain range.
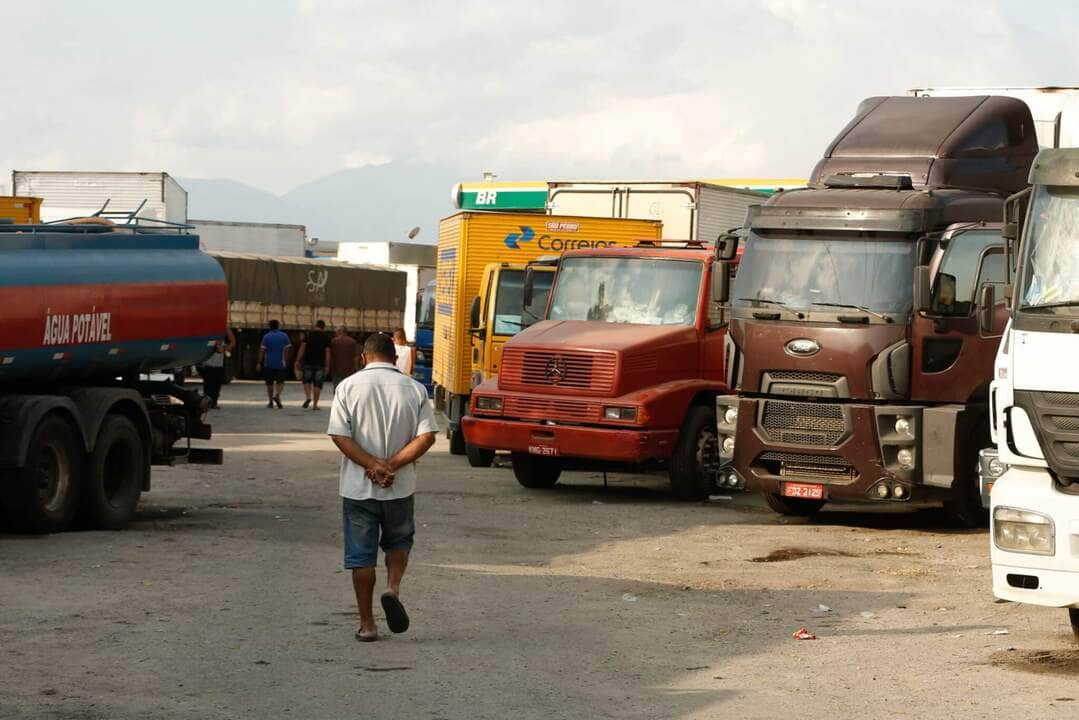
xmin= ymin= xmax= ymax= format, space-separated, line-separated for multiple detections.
xmin=181 ymin=162 xmax=466 ymax=247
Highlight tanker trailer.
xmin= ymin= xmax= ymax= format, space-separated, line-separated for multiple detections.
xmin=0 ymin=221 xmax=226 ymax=533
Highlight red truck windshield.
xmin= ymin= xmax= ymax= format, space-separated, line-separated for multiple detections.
xmin=734 ymin=233 xmax=917 ymax=316
xmin=548 ymin=256 xmax=701 ymax=325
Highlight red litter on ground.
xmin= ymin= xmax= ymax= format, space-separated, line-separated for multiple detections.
xmin=792 ymin=628 xmax=817 ymax=640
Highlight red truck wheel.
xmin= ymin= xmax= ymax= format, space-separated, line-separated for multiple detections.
xmin=79 ymin=415 xmax=145 ymax=530
xmin=466 ymin=443 xmax=495 ymax=468
xmin=1 ymin=415 xmax=83 ymax=534
xmin=511 ymin=452 xmax=561 ymax=489
xmin=670 ymin=406 xmax=717 ymax=501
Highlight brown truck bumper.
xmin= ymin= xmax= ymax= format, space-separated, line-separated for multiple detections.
xmin=717 ymin=395 xmax=925 ymax=503
xmin=461 ymin=416 xmax=679 ymax=464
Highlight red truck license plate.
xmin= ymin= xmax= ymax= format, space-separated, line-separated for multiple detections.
xmin=528 ymin=445 xmax=559 ymax=457
xmin=782 ymin=482 xmax=824 ymax=500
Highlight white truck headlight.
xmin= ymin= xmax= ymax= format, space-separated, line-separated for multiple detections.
xmin=994 ymin=506 xmax=1055 ymax=556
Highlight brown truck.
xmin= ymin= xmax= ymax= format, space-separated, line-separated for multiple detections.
xmin=715 ymin=95 xmax=1037 ymax=524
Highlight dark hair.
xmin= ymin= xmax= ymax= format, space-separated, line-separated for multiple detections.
xmin=363 ymin=332 xmax=396 ymax=360
xmin=268 ymin=319 xmax=280 ymax=330
xmin=315 ymin=320 xmax=326 ymax=329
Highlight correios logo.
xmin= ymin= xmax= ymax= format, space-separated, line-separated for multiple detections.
xmin=503 ymin=224 xmax=617 ymax=251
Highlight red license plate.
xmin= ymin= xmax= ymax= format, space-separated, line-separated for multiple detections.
xmin=528 ymin=445 xmax=559 ymax=457
xmin=782 ymin=482 xmax=824 ymax=500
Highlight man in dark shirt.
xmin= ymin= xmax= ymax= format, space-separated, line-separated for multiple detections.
xmin=297 ymin=320 xmax=331 ymax=410
xmin=330 ymin=326 xmax=360 ymax=391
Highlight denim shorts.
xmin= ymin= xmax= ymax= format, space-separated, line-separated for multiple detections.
xmin=301 ymin=365 xmax=325 ymax=388
xmin=342 ymin=495 xmax=415 ymax=569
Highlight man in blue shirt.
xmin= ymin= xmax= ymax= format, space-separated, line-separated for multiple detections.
xmin=256 ymin=319 xmax=292 ymax=409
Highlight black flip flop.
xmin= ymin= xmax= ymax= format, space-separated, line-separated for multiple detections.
xmin=380 ymin=592 xmax=410 ymax=634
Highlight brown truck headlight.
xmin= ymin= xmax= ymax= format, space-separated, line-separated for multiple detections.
xmin=475 ymin=396 xmax=503 ymax=412
xmin=604 ymin=406 xmax=638 ymax=421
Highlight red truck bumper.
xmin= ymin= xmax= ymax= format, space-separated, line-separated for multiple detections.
xmin=462 ymin=416 xmax=679 ymax=464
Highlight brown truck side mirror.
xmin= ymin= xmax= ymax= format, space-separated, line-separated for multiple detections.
xmin=913 ymin=265 xmax=931 ymax=313
xmin=469 ymin=295 xmax=482 ymax=329
xmin=979 ymin=284 xmax=996 ymax=335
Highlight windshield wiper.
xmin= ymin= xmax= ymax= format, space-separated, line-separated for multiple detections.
xmin=1023 ymin=300 xmax=1079 ymax=311
xmin=736 ymin=296 xmax=804 ymax=317
xmin=811 ymin=301 xmax=893 ymax=323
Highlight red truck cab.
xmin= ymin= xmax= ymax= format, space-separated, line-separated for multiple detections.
xmin=462 ymin=242 xmax=733 ymax=499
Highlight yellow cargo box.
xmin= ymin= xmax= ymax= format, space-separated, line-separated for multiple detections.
xmin=0 ymin=196 xmax=41 ymax=224
xmin=434 ymin=211 xmax=662 ymax=453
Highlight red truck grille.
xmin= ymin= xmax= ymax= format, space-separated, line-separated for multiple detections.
xmin=503 ymin=396 xmax=600 ymax=422
xmin=500 ymin=348 xmax=617 ymax=394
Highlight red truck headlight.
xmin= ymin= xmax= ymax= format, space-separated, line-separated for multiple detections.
xmin=604 ymin=406 xmax=644 ymax=422
xmin=475 ymin=396 xmax=503 ymax=413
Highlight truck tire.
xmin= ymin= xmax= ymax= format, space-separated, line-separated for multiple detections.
xmin=79 ymin=415 xmax=145 ymax=530
xmin=669 ymin=405 xmax=718 ymax=501
xmin=466 ymin=443 xmax=495 ymax=468
xmin=0 ymin=415 xmax=83 ymax=534
xmin=511 ymin=452 xmax=561 ymax=489
xmin=1069 ymin=609 xmax=1079 ymax=640
xmin=449 ymin=427 xmax=467 ymax=456
xmin=944 ymin=417 xmax=990 ymax=528
xmin=763 ymin=492 xmax=826 ymax=517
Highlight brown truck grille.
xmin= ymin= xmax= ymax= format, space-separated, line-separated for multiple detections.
xmin=761 ymin=400 xmax=847 ymax=446
xmin=758 ymin=451 xmax=858 ymax=482
xmin=765 ymin=370 xmax=842 ymax=383
xmin=500 ymin=348 xmax=617 ymax=393
xmin=503 ymin=396 xmax=598 ymax=422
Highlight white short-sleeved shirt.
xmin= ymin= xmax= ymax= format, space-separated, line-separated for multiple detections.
xmin=394 ymin=343 xmax=413 ymax=376
xmin=327 ymin=362 xmax=438 ymax=501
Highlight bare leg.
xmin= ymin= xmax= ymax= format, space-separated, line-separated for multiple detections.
xmin=352 ymin=567 xmax=377 ymax=633
xmin=312 ymin=386 xmax=322 ymax=409
xmin=302 ymin=382 xmax=312 ymax=401
xmin=266 ymin=384 xmax=275 ymax=401
xmin=384 ymin=549 xmax=409 ymax=595
xmin=275 ymin=382 xmax=285 ymax=399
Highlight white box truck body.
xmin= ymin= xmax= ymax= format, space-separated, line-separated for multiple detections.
xmin=11 ymin=171 xmax=187 ymax=223
xmin=545 ymin=181 xmax=764 ymax=241
xmin=190 ymin=220 xmax=306 ymax=257
xmin=908 ymin=87 xmax=1079 ymax=148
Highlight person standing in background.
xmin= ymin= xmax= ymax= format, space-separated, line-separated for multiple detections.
xmin=257 ymin=319 xmax=291 ymax=409
xmin=393 ymin=328 xmax=414 ymax=377
xmin=200 ymin=327 xmax=236 ymax=409
xmin=330 ymin=326 xmax=360 ymax=392
xmin=297 ymin=320 xmax=331 ymax=410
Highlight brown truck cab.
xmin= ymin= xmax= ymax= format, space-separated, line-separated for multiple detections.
xmin=462 ymin=242 xmax=733 ymax=499
xmin=716 ymin=95 xmax=1037 ymax=522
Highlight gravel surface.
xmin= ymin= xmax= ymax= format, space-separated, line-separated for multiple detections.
xmin=2 ymin=381 xmax=1078 ymax=719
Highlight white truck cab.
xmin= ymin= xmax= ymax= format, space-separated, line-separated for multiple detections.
xmin=982 ymin=148 xmax=1079 ymax=637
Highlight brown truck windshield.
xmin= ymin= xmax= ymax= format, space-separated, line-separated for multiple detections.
xmin=548 ymin=257 xmax=702 ymax=325
xmin=1020 ymin=186 xmax=1079 ymax=311
xmin=734 ymin=233 xmax=916 ymax=316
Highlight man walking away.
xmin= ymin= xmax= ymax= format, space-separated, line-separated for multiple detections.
xmin=297 ymin=320 xmax=331 ymax=410
xmin=393 ymin=328 xmax=414 ymax=377
xmin=329 ymin=326 xmax=360 ymax=392
xmin=328 ymin=332 xmax=437 ymax=642
xmin=200 ymin=328 xmax=236 ymax=409
xmin=257 ymin=319 xmax=291 ymax=409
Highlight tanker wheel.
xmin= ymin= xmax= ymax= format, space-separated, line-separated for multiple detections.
xmin=466 ymin=443 xmax=495 ymax=468
xmin=449 ymin=427 xmax=466 ymax=456
xmin=511 ymin=452 xmax=561 ymax=489
xmin=0 ymin=415 xmax=83 ymax=534
xmin=763 ymin=492 xmax=825 ymax=517
xmin=669 ymin=405 xmax=718 ymax=501
xmin=1069 ymin=609 xmax=1079 ymax=640
xmin=79 ymin=415 xmax=145 ymax=530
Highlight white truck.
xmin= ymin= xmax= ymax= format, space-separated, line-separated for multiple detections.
xmin=12 ymin=170 xmax=188 ymax=223
xmin=982 ymin=147 xmax=1079 ymax=638
xmin=545 ymin=181 xmax=764 ymax=240
xmin=908 ymin=87 xmax=1079 ymax=147
xmin=190 ymin=219 xmax=308 ymax=257
xmin=335 ymin=241 xmax=436 ymax=342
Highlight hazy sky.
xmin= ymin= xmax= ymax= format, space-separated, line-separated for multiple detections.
xmin=3 ymin=0 xmax=1077 ymax=195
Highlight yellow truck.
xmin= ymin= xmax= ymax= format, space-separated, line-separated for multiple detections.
xmin=435 ymin=211 xmax=662 ymax=457
xmin=0 ymin=196 xmax=42 ymax=224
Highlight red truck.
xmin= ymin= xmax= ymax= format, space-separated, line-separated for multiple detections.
xmin=714 ymin=95 xmax=1037 ymax=524
xmin=462 ymin=241 xmax=734 ymax=500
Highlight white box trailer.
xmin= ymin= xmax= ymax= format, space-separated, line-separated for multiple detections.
xmin=11 ymin=171 xmax=187 ymax=223
xmin=190 ymin=219 xmax=307 ymax=256
xmin=546 ymin=181 xmax=765 ymax=241
xmin=336 ymin=241 xmax=437 ymax=341
xmin=907 ymin=86 xmax=1079 ymax=148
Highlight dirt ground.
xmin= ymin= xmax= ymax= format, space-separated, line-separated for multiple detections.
xmin=2 ymin=381 xmax=1079 ymax=719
